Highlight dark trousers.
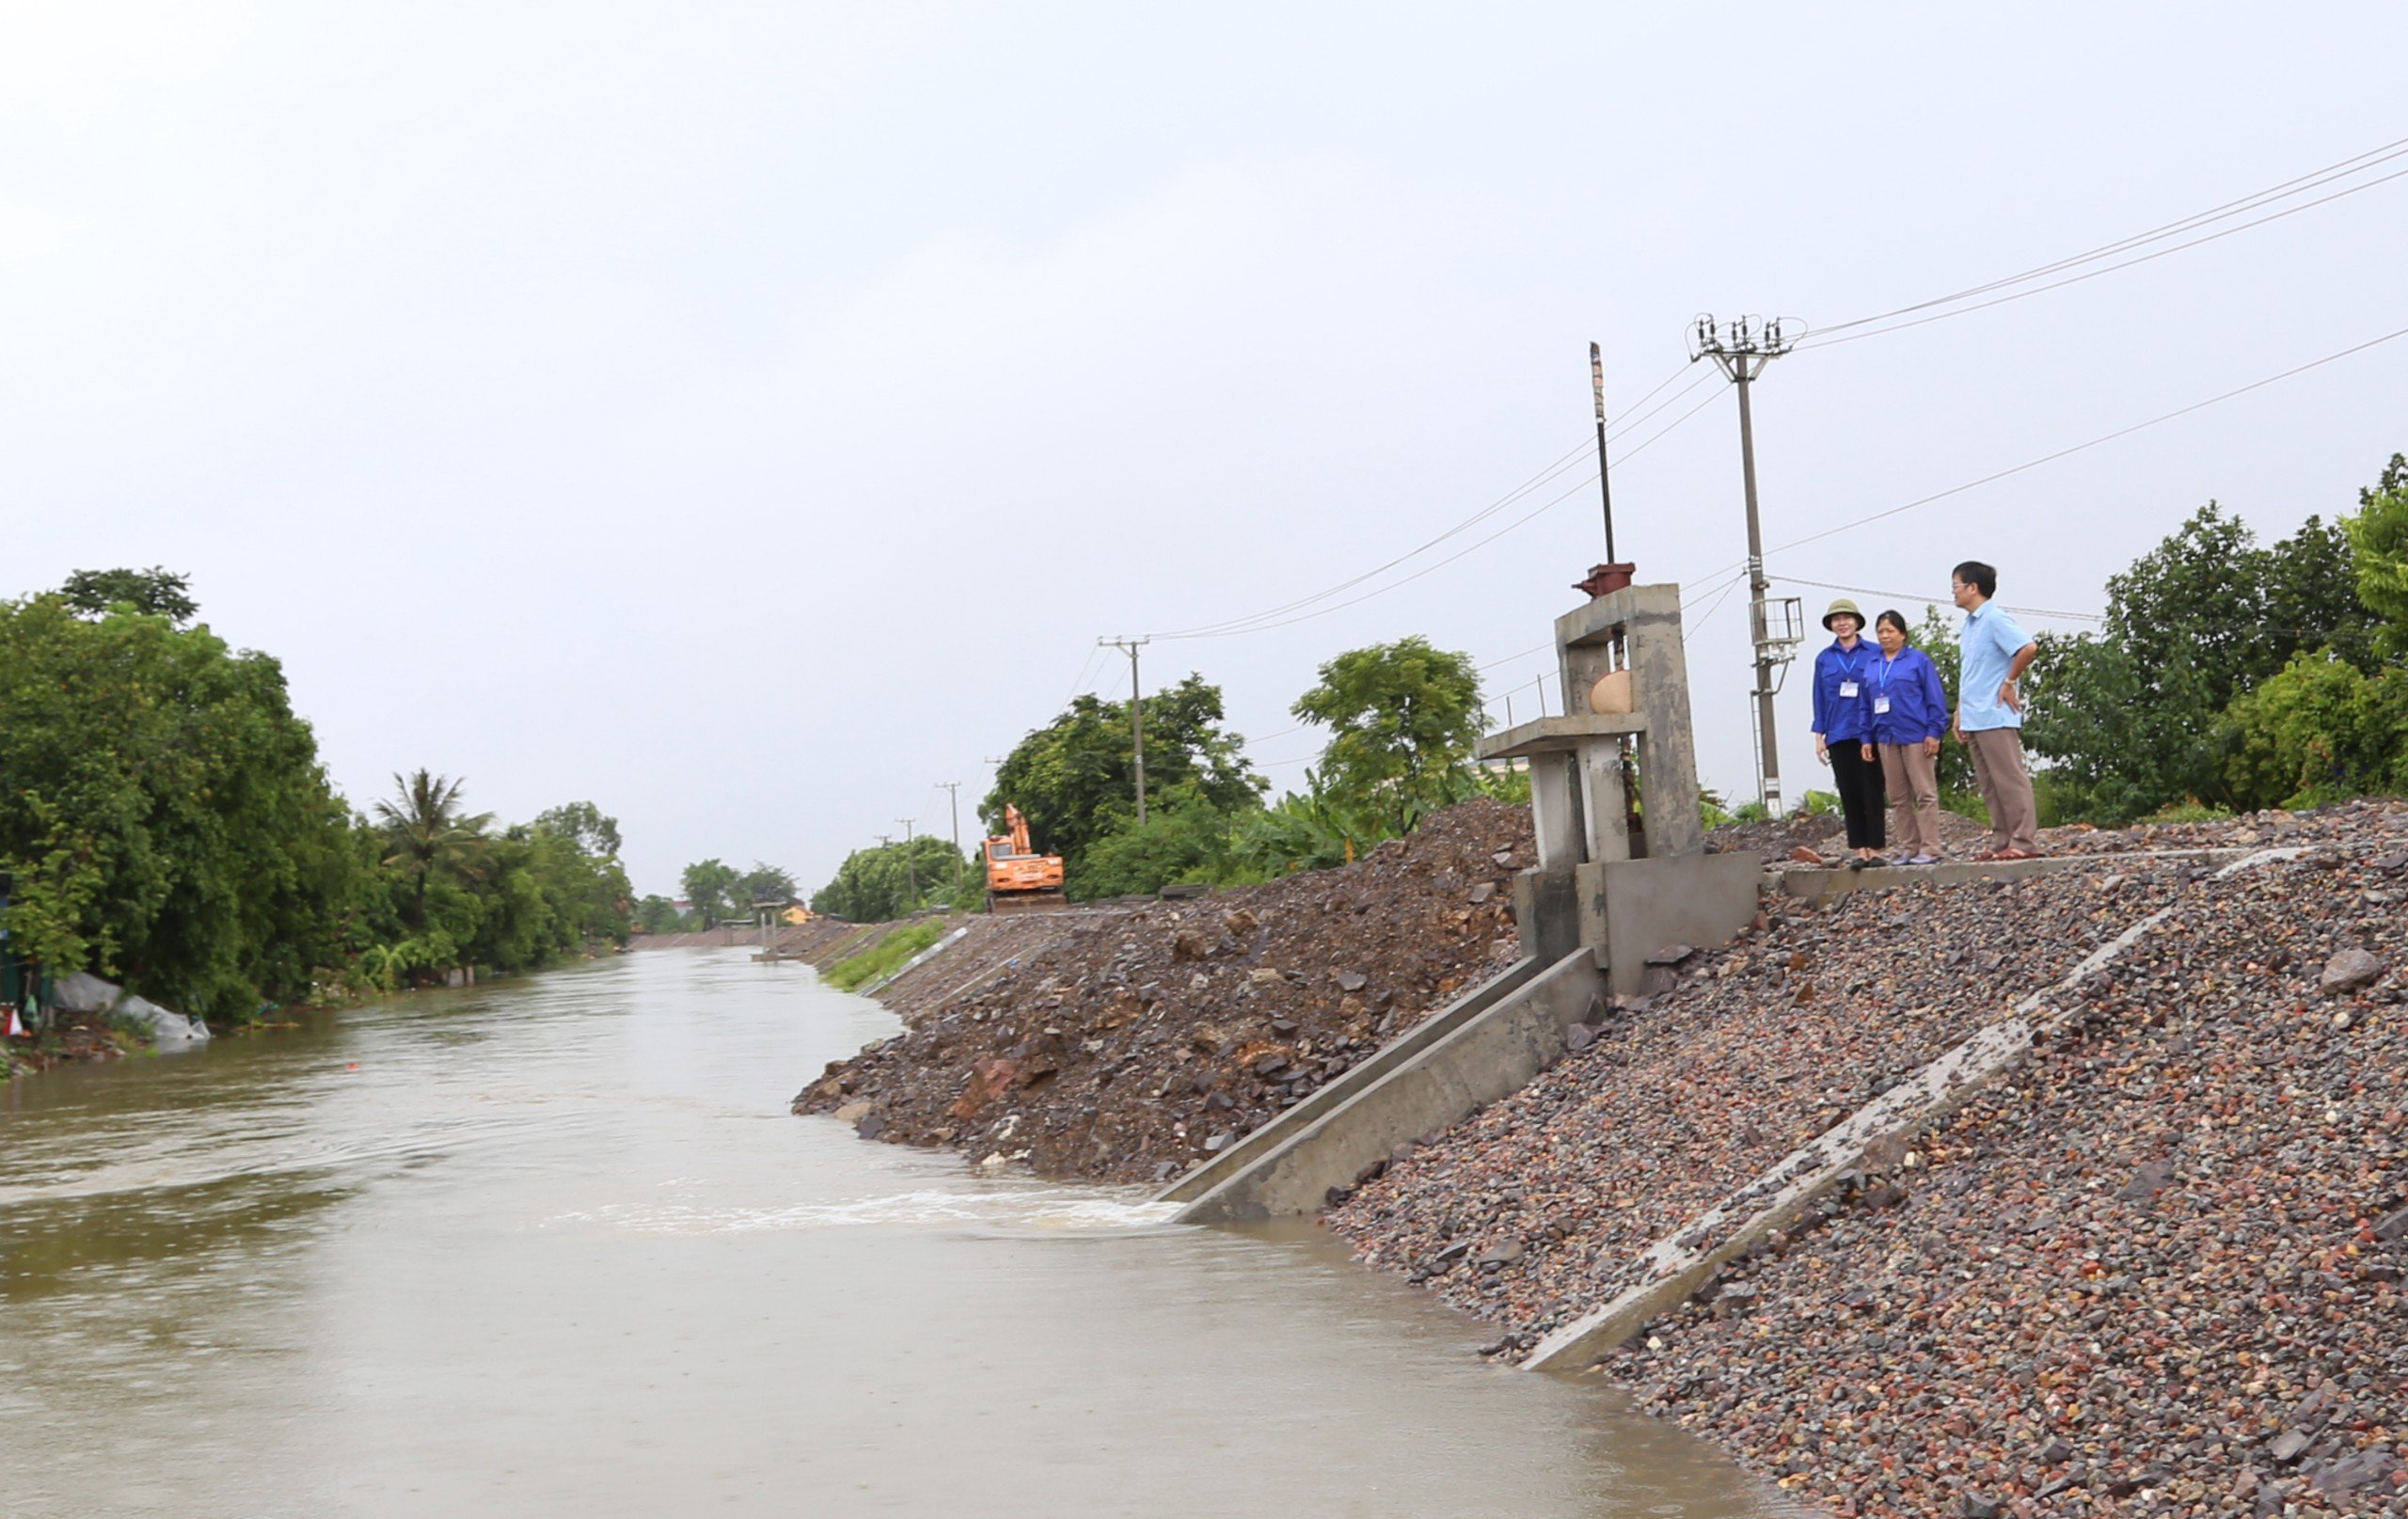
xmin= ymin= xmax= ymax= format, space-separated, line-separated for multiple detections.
xmin=1829 ymin=741 xmax=1887 ymax=849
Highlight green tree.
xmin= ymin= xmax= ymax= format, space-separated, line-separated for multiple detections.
xmin=2346 ymin=451 xmax=2408 ymax=658
xmin=2024 ymin=502 xmax=2382 ymax=821
xmin=0 ymin=593 xmax=360 ymax=1020
xmin=735 ymin=862 xmax=798 ymax=908
xmin=372 ymin=771 xmax=494 ymax=935
xmin=59 ymin=566 xmax=198 ymax=625
xmin=2220 ymin=652 xmax=2408 ymax=809
xmin=983 ymin=674 xmax=1265 ymax=874
xmin=532 ymin=801 xmax=623 ymax=859
xmin=810 ymin=836 xmax=966 ymax=921
xmin=634 ymin=894 xmax=687 ymax=935
xmin=680 ymin=858 xmax=741 ymax=926
xmin=1290 ymin=636 xmax=1485 ymax=832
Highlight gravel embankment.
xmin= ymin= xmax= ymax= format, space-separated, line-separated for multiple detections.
xmin=1319 ymin=799 xmax=2406 ymax=1517
xmin=1324 ymin=862 xmax=2185 ymax=1340
xmin=1606 ymin=826 xmax=2408 ymax=1518
xmin=794 ymin=799 xmax=1531 ymax=1183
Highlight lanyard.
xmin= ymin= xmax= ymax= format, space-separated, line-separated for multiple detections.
xmin=1873 ymin=652 xmax=1902 ymax=692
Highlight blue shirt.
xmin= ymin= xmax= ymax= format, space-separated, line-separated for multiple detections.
xmin=1867 ymin=644 xmax=1950 ymax=745
xmin=1811 ymin=637 xmax=1878 ymax=743
xmin=1957 ymin=600 xmax=2036 ymax=732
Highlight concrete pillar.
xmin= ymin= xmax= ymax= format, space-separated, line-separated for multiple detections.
xmin=1578 ymin=739 xmax=1631 ymax=864
xmin=1529 ymin=752 xmax=1582 ymax=873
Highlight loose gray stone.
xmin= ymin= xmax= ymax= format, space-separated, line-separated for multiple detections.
xmin=2320 ymin=948 xmax=2382 ymax=996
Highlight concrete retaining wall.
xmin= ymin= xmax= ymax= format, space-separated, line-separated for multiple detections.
xmin=1578 ymin=852 xmax=1762 ymax=994
xmin=1170 ymin=948 xmax=1606 ymax=1224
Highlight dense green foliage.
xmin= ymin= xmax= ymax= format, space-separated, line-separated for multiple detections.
xmin=58 ymin=566 xmax=198 ymax=625
xmin=1289 ymin=636 xmax=1486 ymax=834
xmin=0 ymin=593 xmax=356 ymax=1020
xmin=2219 ymin=654 xmax=2408 ymax=810
xmin=824 ymin=921 xmax=948 ymax=991
xmin=2348 ymin=453 xmax=2408 ymax=659
xmin=0 ymin=575 xmax=634 ymax=1024
xmin=983 ymin=674 xmax=1266 ymax=886
xmin=2023 ymin=498 xmax=2390 ymax=822
xmin=350 ymin=780 xmax=635 ymax=990
xmin=810 ymin=835 xmax=969 ymax=921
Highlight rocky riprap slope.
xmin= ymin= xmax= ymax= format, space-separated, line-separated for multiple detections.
xmin=793 ymin=799 xmax=1532 ymax=1184
xmin=1321 ymin=798 xmax=2406 ymax=1517
xmin=1598 ymin=827 xmax=2408 ymax=1519
xmin=1324 ymin=862 xmax=2185 ymax=1337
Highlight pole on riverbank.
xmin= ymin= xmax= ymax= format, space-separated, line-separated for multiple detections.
xmin=1099 ymin=636 xmax=1150 ymax=825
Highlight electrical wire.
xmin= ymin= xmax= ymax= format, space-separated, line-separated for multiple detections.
xmin=1167 ymin=383 xmax=1728 ymax=641
xmin=1804 ymin=134 xmax=2408 ymax=346
xmin=1768 ymin=573 xmax=2103 ymax=623
xmin=1798 ymin=163 xmax=2408 ymax=351
xmin=1767 ymin=322 xmax=2408 ymax=557
xmin=1149 ymin=361 xmax=1703 ymax=641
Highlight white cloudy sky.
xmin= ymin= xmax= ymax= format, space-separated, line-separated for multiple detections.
xmin=7 ymin=2 xmax=2405 ymax=894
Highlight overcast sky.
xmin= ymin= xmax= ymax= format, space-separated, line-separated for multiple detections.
xmin=7 ymin=2 xmax=2406 ymax=895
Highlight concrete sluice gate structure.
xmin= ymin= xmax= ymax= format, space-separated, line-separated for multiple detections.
xmin=1158 ymin=583 xmax=1761 ymax=1242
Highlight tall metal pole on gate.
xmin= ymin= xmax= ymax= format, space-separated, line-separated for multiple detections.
xmin=1690 ymin=314 xmax=1798 ymax=814
xmin=1591 ymin=342 xmax=1617 ymax=564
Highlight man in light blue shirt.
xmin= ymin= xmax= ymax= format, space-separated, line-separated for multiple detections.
xmin=1952 ymin=560 xmax=2041 ymax=859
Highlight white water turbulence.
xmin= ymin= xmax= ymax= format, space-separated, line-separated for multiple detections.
xmin=0 ymin=947 xmax=1796 ymax=1518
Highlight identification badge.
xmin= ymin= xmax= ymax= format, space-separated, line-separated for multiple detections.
xmin=1839 ymin=681 xmax=1860 ymax=699
xmin=1873 ymin=696 xmax=1893 ymax=715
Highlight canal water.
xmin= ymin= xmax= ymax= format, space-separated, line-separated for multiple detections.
xmin=0 ymin=948 xmax=1788 ymax=1517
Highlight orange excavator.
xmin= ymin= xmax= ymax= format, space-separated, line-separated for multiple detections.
xmin=983 ymin=804 xmax=1068 ymax=913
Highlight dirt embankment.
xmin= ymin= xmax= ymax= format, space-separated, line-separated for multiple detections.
xmin=793 ymin=799 xmax=1532 ymax=1183
xmin=1325 ymin=799 xmax=2408 ymax=1518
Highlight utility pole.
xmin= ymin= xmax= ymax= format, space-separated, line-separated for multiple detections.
xmin=1099 ymin=635 xmax=1150 ymax=825
xmin=895 ymin=818 xmax=917 ymax=913
xmin=937 ymin=782 xmax=963 ymax=888
xmin=1690 ymin=314 xmax=1802 ymax=815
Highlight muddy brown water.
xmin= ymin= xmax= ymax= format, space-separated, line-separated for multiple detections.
xmin=0 ymin=949 xmax=1793 ymax=1517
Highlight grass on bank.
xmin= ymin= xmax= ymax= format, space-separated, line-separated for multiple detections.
xmin=823 ymin=921 xmax=951 ymax=992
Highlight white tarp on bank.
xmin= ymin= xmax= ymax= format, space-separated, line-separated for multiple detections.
xmin=48 ymin=971 xmax=212 ymax=1047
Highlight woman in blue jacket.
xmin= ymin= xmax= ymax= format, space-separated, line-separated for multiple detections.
xmin=1810 ymin=598 xmax=1885 ymax=866
xmin=1867 ymin=609 xmax=1951 ymax=864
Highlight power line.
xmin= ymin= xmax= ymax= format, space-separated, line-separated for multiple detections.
xmin=1149 ymin=362 xmax=1708 ymax=642
xmin=1799 ymin=163 xmax=2408 ymax=351
xmin=1768 ymin=322 xmax=2408 ymax=556
xmin=1767 ymin=573 xmax=2103 ymax=624
xmin=1180 ymin=383 xmax=1728 ymax=642
xmin=1803 ymin=134 xmax=2408 ymax=347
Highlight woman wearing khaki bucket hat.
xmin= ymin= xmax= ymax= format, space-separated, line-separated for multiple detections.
xmin=1809 ymin=597 xmax=1886 ymax=866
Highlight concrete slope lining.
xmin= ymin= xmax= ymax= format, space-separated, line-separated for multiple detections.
xmin=1174 ymin=949 xmax=1603 ymax=1225
xmin=1522 ymin=846 xmax=2301 ymax=1372
xmin=858 ymin=927 xmax=972 ymax=998
xmin=1152 ymin=956 xmax=1541 ymax=1208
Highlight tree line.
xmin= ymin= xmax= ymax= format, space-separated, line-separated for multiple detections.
xmin=0 ymin=570 xmax=633 ymax=1024
xmin=1877 ymin=452 xmax=2407 ymax=826
xmin=805 ymin=636 xmax=1520 ymax=916
xmin=799 ymin=451 xmax=2408 ymax=919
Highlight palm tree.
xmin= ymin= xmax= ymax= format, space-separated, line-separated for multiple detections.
xmin=372 ymin=769 xmax=494 ymax=933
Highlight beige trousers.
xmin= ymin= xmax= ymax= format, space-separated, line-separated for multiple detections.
xmin=1963 ymin=725 xmax=2039 ymax=853
xmin=1878 ymin=742 xmax=1943 ymax=857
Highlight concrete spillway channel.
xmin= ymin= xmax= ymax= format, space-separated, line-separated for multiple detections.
xmin=1158 ymin=950 xmax=1598 ymax=1223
